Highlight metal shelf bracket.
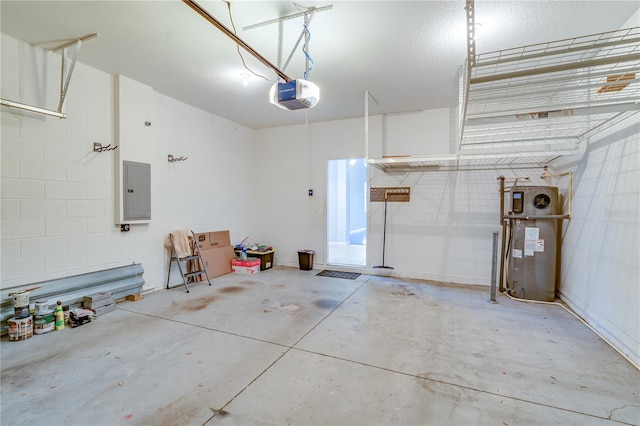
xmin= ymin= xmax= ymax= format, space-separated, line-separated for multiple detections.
xmin=0 ymin=33 xmax=97 ymax=119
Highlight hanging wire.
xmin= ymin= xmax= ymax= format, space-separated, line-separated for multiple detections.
xmin=302 ymin=19 xmax=315 ymax=80
xmin=225 ymin=1 xmax=273 ymax=82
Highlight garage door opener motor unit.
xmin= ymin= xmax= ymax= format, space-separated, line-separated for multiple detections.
xmin=270 ymin=79 xmax=320 ymax=110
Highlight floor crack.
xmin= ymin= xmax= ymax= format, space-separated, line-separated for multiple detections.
xmin=608 ymin=404 xmax=640 ymax=421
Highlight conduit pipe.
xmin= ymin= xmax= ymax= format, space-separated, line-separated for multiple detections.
xmin=503 ymin=292 xmax=639 ymax=370
xmin=182 ymin=0 xmax=292 ymax=83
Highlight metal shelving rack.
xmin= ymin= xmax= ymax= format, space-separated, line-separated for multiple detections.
xmin=367 ymin=3 xmax=638 ymax=173
xmin=367 ymin=150 xmax=579 ymax=173
xmin=460 ymin=26 xmax=640 ymax=151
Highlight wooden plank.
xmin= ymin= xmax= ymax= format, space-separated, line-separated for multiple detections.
xmin=126 ymin=294 xmax=144 ymax=301
xmin=370 ymin=187 xmax=411 ymax=202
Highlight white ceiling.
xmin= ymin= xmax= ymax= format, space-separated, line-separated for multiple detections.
xmin=1 ymin=1 xmax=638 ymax=130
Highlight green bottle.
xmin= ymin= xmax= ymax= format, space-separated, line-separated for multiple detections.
xmin=55 ymin=301 xmax=64 ymax=330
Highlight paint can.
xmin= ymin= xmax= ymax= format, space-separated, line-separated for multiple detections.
xmin=7 ymin=316 xmax=33 ymax=341
xmin=11 ymin=292 xmax=30 ymax=319
xmin=34 ymin=300 xmax=50 ymax=315
xmin=34 ymin=312 xmax=55 ymax=335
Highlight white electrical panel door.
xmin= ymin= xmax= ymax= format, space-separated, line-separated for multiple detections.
xmin=123 ymin=161 xmax=151 ymax=221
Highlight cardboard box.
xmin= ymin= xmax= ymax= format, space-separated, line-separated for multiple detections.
xmin=199 ymin=245 xmax=235 ymax=278
xmin=232 ymin=265 xmax=260 ymax=275
xmin=209 ymin=230 xmax=231 ymax=248
xmin=232 ymin=258 xmax=260 ymax=268
xmin=194 ymin=232 xmax=210 ymax=250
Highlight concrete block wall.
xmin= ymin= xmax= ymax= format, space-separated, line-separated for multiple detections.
xmin=1 ymin=33 xmax=115 ymax=287
xmin=1 ymin=33 xmax=255 ymax=291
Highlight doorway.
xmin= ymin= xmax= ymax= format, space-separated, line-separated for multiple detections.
xmin=327 ymin=158 xmax=367 ymax=267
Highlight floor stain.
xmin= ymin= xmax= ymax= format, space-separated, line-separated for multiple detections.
xmin=183 ymin=295 xmax=217 ymax=311
xmin=219 ymin=286 xmax=246 ymax=294
xmin=417 ymin=376 xmax=437 ymax=394
xmin=239 ymin=280 xmax=258 ymax=286
xmin=268 ymin=303 xmax=300 ymax=312
xmin=391 ymin=289 xmax=417 ymax=297
xmin=314 ymin=299 xmax=339 ymax=309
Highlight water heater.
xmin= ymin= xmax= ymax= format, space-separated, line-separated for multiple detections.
xmin=506 ymin=186 xmax=559 ymax=301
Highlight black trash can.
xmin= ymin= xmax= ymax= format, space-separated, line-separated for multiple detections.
xmin=298 ymin=250 xmax=315 ymax=270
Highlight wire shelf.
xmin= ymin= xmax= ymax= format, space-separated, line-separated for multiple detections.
xmin=369 ymin=28 xmax=638 ymax=173
xmin=461 ymin=27 xmax=640 ymax=149
xmin=367 ymin=149 xmax=579 ymax=172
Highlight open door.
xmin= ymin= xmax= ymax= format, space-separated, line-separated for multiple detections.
xmin=327 ymin=158 xmax=367 ymax=267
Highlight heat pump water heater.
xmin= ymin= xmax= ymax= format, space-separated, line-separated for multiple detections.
xmin=506 ymin=186 xmax=559 ymax=301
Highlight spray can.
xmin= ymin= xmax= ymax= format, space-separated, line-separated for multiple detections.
xmin=55 ymin=301 xmax=64 ymax=331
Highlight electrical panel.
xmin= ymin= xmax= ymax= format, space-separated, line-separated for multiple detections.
xmin=122 ymin=161 xmax=151 ymax=222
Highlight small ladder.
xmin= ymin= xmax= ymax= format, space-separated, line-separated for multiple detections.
xmin=166 ymin=230 xmax=212 ymax=293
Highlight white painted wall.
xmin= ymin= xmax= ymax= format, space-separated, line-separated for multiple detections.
xmin=114 ymin=74 xmax=157 ymax=224
xmin=252 ymin=117 xmax=373 ymax=267
xmin=252 ymin=108 xmax=536 ymax=285
xmin=557 ymin=116 xmax=640 ymax=367
xmin=1 ymin=34 xmax=255 ymax=291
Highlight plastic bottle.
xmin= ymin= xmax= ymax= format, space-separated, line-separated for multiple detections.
xmin=55 ymin=301 xmax=64 ymax=331
xmin=241 ymin=248 xmax=247 ymax=260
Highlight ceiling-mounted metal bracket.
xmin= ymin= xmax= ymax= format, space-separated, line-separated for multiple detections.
xmin=459 ymin=0 xmax=475 ymax=150
xmin=0 ymin=33 xmax=97 ymax=119
xmin=242 ymin=5 xmax=333 ymax=31
xmin=243 ymin=5 xmax=333 ymax=76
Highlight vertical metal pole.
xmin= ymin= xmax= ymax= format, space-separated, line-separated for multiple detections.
xmin=490 ymin=231 xmax=499 ymax=302
xmin=364 ymin=91 xmax=369 ymax=161
xmin=277 ymin=21 xmax=283 ymax=69
xmin=304 ymin=13 xmax=310 ymax=77
xmin=60 ymin=50 xmax=65 ymax=105
xmin=498 ymin=176 xmax=506 ymax=292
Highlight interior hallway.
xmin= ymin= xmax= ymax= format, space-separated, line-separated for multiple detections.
xmin=2 ymin=267 xmax=638 ymax=425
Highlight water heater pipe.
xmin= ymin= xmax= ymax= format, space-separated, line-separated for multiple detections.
xmin=541 ymin=168 xmax=573 ymax=219
xmin=497 ymin=176 xmax=506 ymax=292
xmin=498 ymin=176 xmax=505 ymax=225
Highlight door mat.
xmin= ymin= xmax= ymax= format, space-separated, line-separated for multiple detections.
xmin=316 ymin=270 xmax=361 ymax=280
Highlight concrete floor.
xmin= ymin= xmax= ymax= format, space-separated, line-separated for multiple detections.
xmin=2 ymin=267 xmax=639 ymax=425
xmin=327 ymin=242 xmax=366 ymax=266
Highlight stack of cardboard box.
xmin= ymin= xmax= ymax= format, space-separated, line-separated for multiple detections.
xmin=193 ymin=230 xmax=235 ymax=278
